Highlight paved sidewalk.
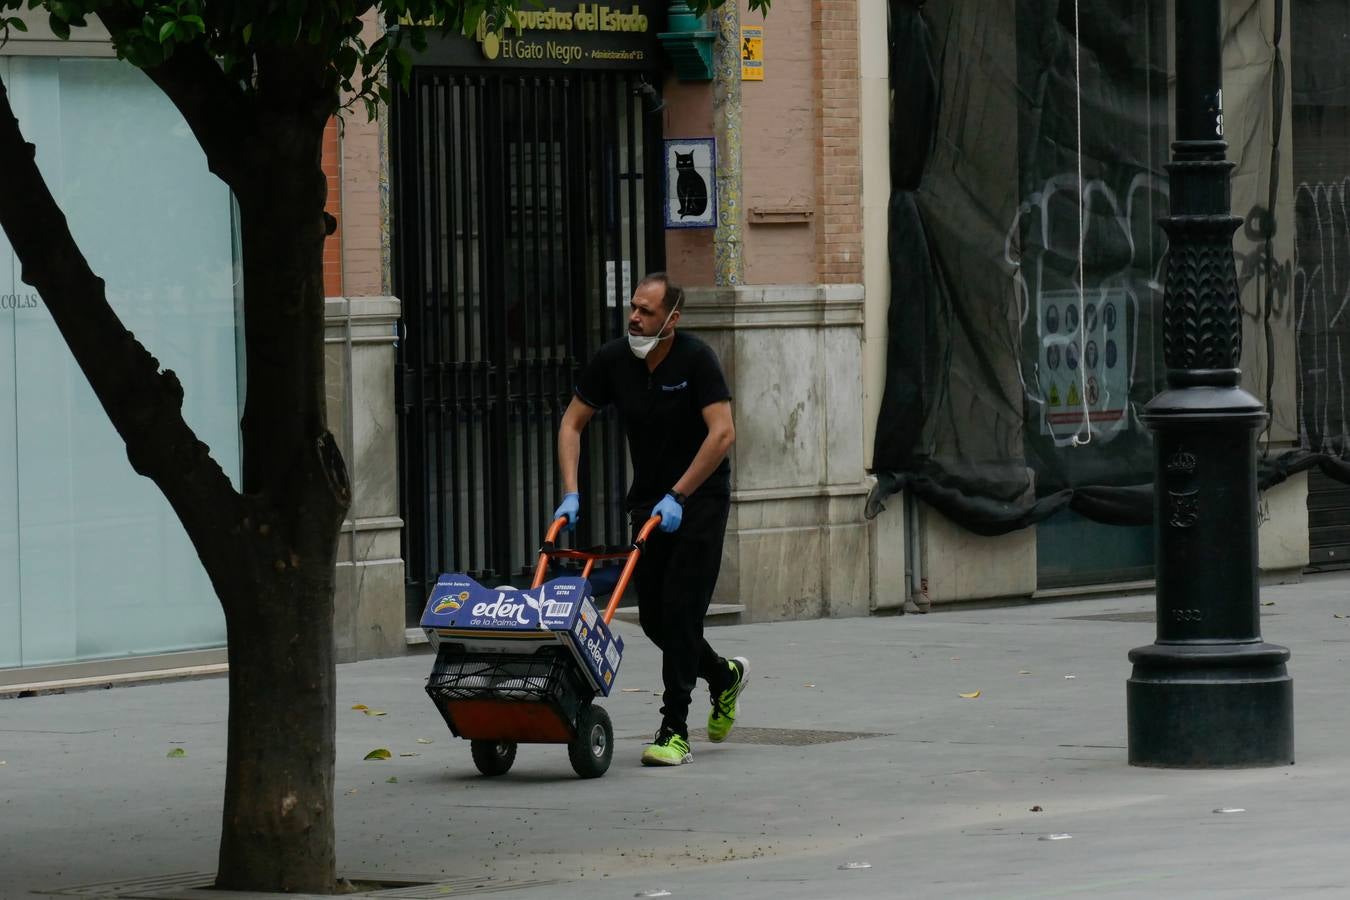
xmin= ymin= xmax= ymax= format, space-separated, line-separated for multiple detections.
xmin=4 ymin=573 xmax=1350 ymax=899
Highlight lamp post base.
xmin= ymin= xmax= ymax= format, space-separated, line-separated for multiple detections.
xmin=1127 ymin=642 xmax=1293 ymax=768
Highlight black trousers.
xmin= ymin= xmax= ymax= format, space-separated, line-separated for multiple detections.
xmin=632 ymin=493 xmax=732 ymax=738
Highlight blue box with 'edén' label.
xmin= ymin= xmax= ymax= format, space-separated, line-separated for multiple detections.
xmin=420 ymin=574 xmax=624 ymax=696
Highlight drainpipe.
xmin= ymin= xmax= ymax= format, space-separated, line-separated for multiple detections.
xmin=904 ymin=491 xmax=928 ymax=613
xmin=712 ymin=3 xmax=743 ymax=286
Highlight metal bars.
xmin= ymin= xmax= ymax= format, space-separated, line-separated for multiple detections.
xmin=395 ymin=68 xmax=660 ymax=622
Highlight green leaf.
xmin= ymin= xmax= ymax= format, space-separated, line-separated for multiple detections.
xmin=48 ymin=13 xmax=69 ymax=40
xmin=386 ymin=776 xmax=399 ymax=783
xmin=166 ymin=747 xmax=187 ymax=758
xmin=390 ymin=46 xmax=412 ymax=90
xmin=335 ymin=45 xmax=359 ymax=80
xmin=363 ymin=747 xmax=392 ymax=760
xmin=158 ymin=20 xmax=175 ymax=42
xmin=181 ymin=14 xmax=204 ymax=33
xmin=242 ymin=22 xmax=252 ymax=43
xmin=8 ymin=18 xmax=27 ymax=32
xmin=363 ymin=33 xmax=389 ymax=68
xmin=460 ymin=1 xmax=485 ymax=36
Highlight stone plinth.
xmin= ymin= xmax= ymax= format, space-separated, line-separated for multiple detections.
xmin=325 ymin=296 xmax=405 ymax=661
xmin=683 ymin=284 xmax=872 ymax=621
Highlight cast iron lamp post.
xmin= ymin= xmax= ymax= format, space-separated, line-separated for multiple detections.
xmin=1126 ymin=0 xmax=1294 ymax=767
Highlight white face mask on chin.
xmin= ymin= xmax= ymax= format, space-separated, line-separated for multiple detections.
xmin=628 ymin=306 xmax=676 ymax=359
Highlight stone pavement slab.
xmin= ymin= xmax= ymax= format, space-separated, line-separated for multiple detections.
xmin=4 ymin=573 xmax=1350 ymax=898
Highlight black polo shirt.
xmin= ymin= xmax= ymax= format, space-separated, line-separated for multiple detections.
xmin=574 ymin=331 xmax=732 ymax=508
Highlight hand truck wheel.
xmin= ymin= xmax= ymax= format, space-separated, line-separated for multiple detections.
xmin=470 ymin=739 xmax=517 ymax=776
xmin=568 ymin=703 xmax=613 ymax=779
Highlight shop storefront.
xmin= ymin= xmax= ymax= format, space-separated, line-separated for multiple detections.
xmin=0 ymin=54 xmax=240 ymax=675
xmin=393 ymin=2 xmax=667 ymax=621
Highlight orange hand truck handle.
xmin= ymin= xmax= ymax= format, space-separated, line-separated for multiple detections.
xmin=531 ymin=515 xmax=661 ymax=624
xmin=603 ymin=515 xmax=661 ymax=625
xmin=531 ymin=517 xmax=571 ymax=588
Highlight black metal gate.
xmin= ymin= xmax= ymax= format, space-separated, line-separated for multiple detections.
xmin=393 ymin=67 xmax=664 ymax=621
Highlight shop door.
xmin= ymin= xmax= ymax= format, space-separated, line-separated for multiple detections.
xmin=1294 ymin=106 xmax=1350 ymax=568
xmin=394 ymin=68 xmax=663 ymax=621
xmin=1290 ymin=1 xmax=1350 ymax=570
xmin=1017 ymin=0 xmax=1167 ymax=588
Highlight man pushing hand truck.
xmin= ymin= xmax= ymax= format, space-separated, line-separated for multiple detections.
xmin=554 ymin=272 xmax=749 ymax=767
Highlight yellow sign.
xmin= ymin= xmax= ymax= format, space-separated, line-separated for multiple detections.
xmin=1048 ymin=384 xmax=1061 ymax=407
xmin=1067 ymin=382 xmax=1081 ymax=407
xmin=741 ymin=25 xmax=763 ymax=81
xmin=403 ymin=5 xmax=652 ymax=67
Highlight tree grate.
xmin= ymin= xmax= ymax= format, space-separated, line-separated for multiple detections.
xmin=41 ymin=872 xmax=215 ymax=897
xmin=43 ymin=873 xmax=562 ymax=899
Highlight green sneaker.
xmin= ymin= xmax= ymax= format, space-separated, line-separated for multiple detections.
xmin=707 ymin=657 xmax=749 ymax=743
xmin=641 ymin=729 xmax=693 ymax=767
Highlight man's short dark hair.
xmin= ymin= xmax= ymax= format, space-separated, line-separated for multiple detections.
xmin=639 ymin=271 xmax=684 ymax=314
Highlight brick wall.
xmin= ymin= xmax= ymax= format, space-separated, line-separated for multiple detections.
xmin=742 ymin=0 xmax=817 ymax=286
xmin=813 ymin=0 xmax=862 ymax=284
xmin=321 ymin=116 xmax=344 ymax=298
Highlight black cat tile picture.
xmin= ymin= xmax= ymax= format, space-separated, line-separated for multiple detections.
xmin=675 ymin=152 xmax=708 ymax=218
xmin=663 ymin=138 xmax=717 ymax=229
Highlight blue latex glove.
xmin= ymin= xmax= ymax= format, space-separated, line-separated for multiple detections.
xmin=553 ymin=492 xmax=580 ymax=531
xmin=653 ymin=493 xmax=684 ymax=533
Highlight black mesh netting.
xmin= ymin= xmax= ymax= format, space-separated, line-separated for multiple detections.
xmin=867 ymin=0 xmax=1350 ymax=535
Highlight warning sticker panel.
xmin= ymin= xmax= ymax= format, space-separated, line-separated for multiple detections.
xmin=1038 ymin=288 xmax=1129 ymax=437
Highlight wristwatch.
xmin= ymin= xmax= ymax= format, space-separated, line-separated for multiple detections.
xmin=668 ymin=489 xmax=687 ymax=506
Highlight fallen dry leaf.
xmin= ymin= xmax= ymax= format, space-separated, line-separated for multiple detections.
xmin=804 ymin=683 xmax=816 ymax=688
xmin=1030 ymin=805 xmax=1043 ymax=812
xmin=351 ymin=704 xmax=369 ymax=710
xmin=363 ymin=748 xmax=392 ymax=761
xmin=621 ymin=688 xmax=644 ymax=693
xmin=959 ymin=690 xmax=981 ymax=699
xmin=363 ymin=709 xmax=388 ymax=717
xmin=415 ymin=738 xmax=434 ymax=744
xmin=399 ymin=753 xmax=420 ymax=758
xmin=1018 ymin=670 xmax=1032 ymax=675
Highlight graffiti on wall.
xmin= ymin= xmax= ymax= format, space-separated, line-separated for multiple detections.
xmin=1294 ymin=177 xmax=1350 ymax=454
xmin=1007 ymin=172 xmax=1167 ymax=448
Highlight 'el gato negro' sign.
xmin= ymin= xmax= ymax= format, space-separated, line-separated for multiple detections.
xmin=408 ymin=1 xmax=662 ymax=71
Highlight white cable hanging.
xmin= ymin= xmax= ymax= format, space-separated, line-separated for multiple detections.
xmin=1070 ymin=0 xmax=1093 ymax=448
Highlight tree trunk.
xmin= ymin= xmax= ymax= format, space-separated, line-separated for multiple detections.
xmin=215 ymin=562 xmax=339 ymax=891
xmin=214 ymin=118 xmax=348 ymax=891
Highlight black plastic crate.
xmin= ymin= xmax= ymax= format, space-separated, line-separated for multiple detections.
xmin=425 ymin=644 xmax=594 ymax=739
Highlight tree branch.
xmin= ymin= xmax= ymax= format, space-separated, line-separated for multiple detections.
xmin=95 ymin=6 xmax=258 ymax=189
xmin=0 ymin=72 xmax=246 ymax=576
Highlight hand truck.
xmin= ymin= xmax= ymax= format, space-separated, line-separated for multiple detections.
xmin=420 ymin=515 xmax=661 ymax=778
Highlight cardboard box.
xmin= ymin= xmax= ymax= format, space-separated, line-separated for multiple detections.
xmin=421 ymin=574 xmax=624 ymax=696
